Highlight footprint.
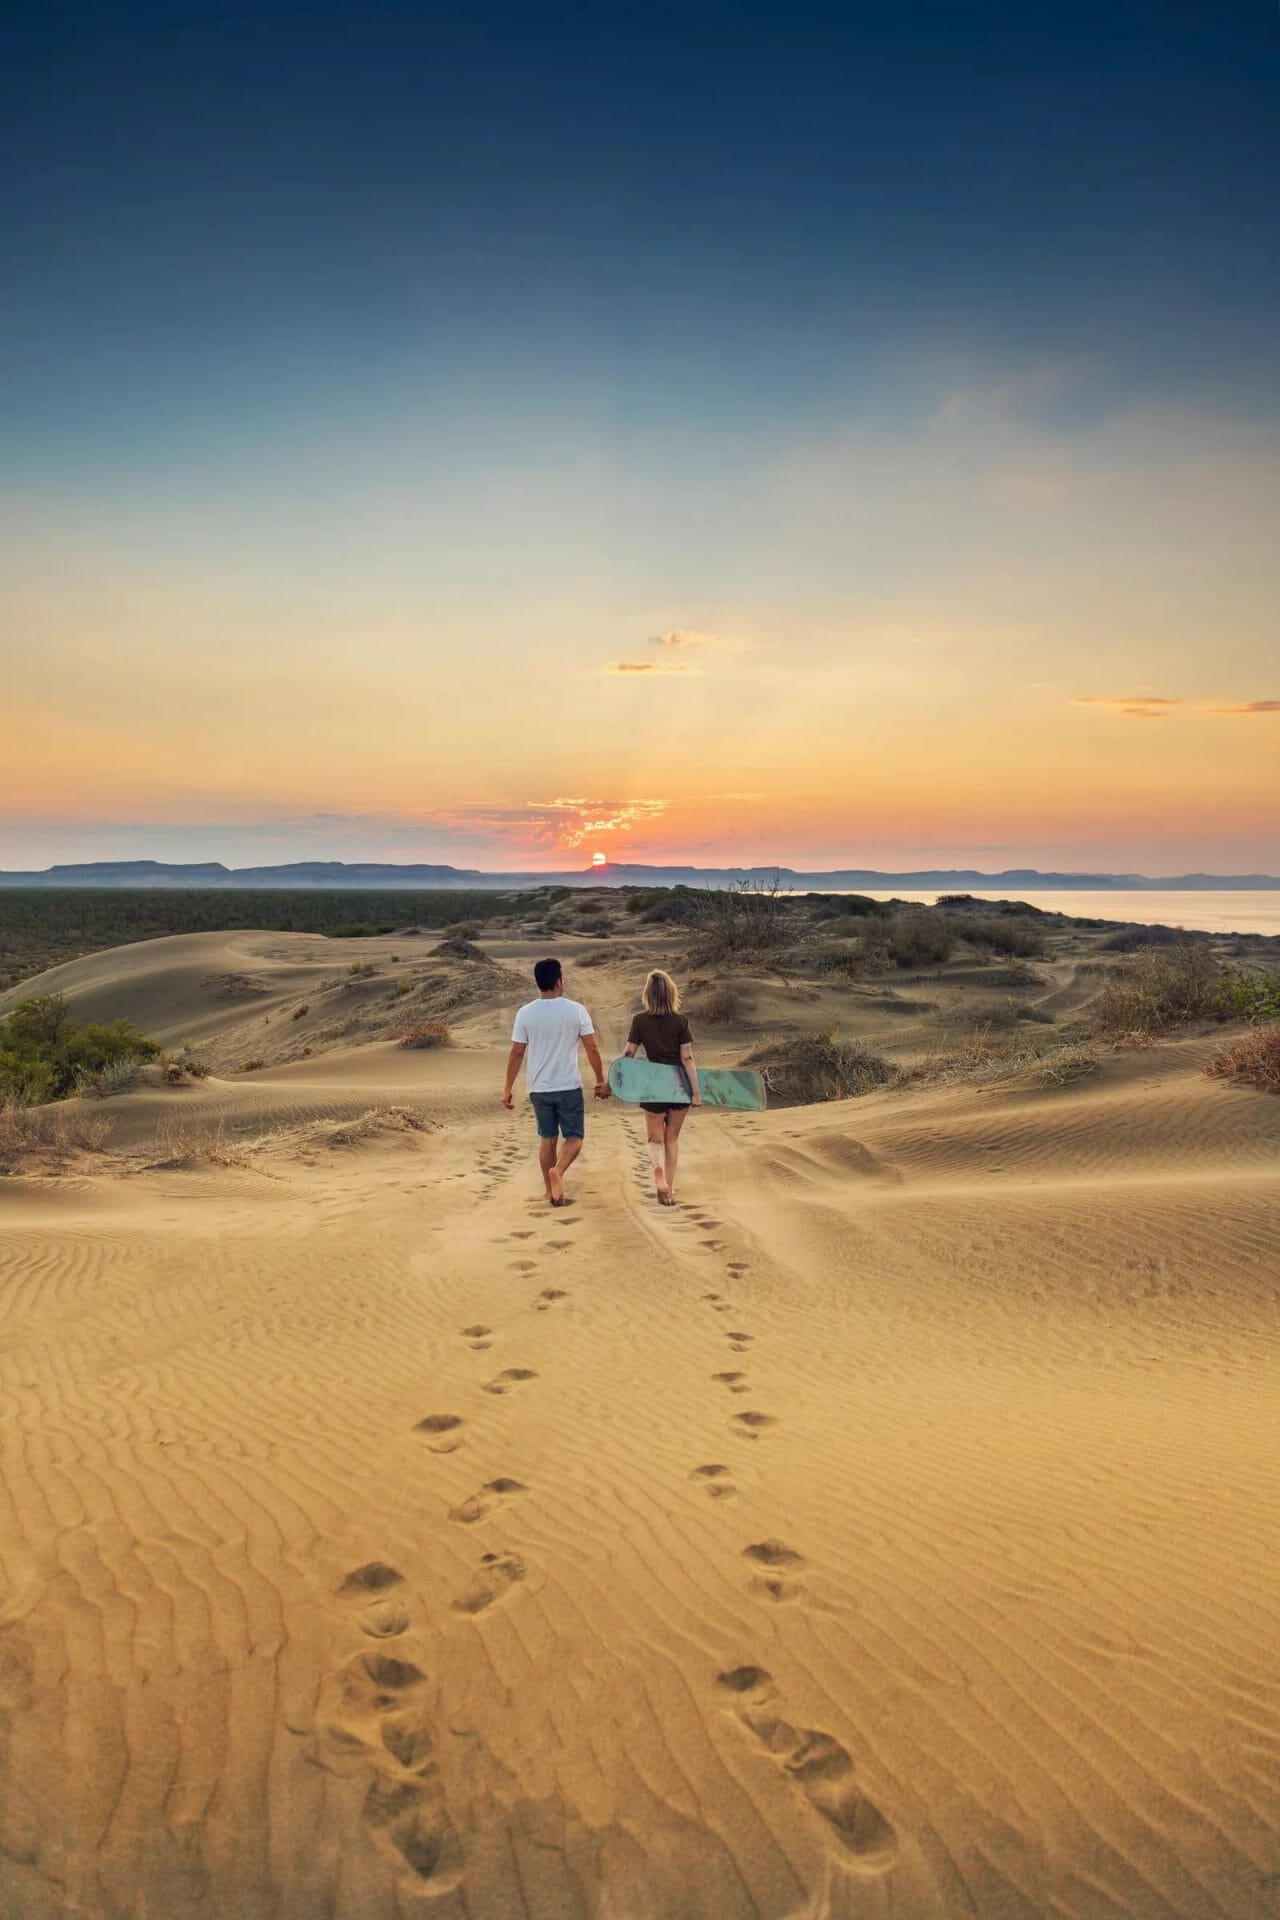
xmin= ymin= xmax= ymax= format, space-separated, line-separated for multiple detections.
xmin=453 ymin=1552 xmax=527 ymax=1615
xmin=339 ymin=1562 xmax=405 ymax=1596
xmin=702 ymin=1292 xmax=724 ymax=1303
xmin=509 ymin=1259 xmax=538 ymax=1273
xmin=448 ymin=1477 xmax=528 ymax=1525
xmin=461 ymin=1323 xmax=493 ymax=1350
xmin=731 ymin=1411 xmax=777 ymax=1440
xmin=691 ymin=1464 xmax=737 ymax=1501
xmin=414 ymin=1414 xmax=465 ymax=1452
xmin=714 ymin=1668 xmax=898 ymax=1874
xmin=713 ymin=1370 xmax=749 ymax=1394
xmin=546 ymin=1238 xmax=573 ymax=1251
xmin=743 ymin=1540 xmax=807 ymax=1601
xmin=727 ymin=1260 xmax=749 ymax=1274
xmin=535 ymin=1288 xmax=568 ymax=1311
xmin=362 ymin=1774 xmax=462 ymax=1889
xmin=483 ymin=1368 xmax=538 ymax=1396
xmin=358 ymin=1599 xmax=411 ymax=1637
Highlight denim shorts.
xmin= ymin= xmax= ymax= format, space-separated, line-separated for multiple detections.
xmin=530 ymin=1088 xmax=585 ymax=1140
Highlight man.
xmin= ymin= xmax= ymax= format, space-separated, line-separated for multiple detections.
xmin=503 ymin=957 xmax=609 ymax=1204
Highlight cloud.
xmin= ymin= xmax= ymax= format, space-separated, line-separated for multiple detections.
xmin=606 ymin=661 xmax=700 ymax=675
xmin=1073 ymin=695 xmax=1183 ymax=719
xmin=1075 ymin=695 xmax=1280 ymax=719
xmin=443 ymin=796 xmax=667 ymax=852
xmin=650 ymin=630 xmax=728 ymax=650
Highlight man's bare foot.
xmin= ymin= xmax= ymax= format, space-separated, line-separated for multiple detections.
xmin=547 ymin=1166 xmax=564 ymax=1205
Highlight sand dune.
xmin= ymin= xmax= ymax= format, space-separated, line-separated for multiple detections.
xmin=2 ymin=929 xmax=1279 ymax=1918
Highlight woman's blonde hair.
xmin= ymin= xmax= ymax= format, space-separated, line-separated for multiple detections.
xmin=642 ymin=969 xmax=681 ymax=1015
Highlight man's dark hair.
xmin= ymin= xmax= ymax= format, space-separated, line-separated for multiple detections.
xmin=534 ymin=957 xmax=563 ymax=992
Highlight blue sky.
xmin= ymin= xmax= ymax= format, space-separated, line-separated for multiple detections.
xmin=3 ymin=2 xmax=1277 ymax=871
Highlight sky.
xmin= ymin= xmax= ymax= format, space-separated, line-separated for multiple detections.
xmin=3 ymin=0 xmax=1278 ymax=875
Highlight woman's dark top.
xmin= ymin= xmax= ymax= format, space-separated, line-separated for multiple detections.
xmin=628 ymin=1010 xmax=692 ymax=1066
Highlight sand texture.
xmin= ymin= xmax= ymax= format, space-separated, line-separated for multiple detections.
xmin=1 ymin=926 xmax=1279 ymax=1919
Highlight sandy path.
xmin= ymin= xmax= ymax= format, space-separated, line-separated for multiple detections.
xmin=2 ymin=1017 xmax=1279 ymax=1917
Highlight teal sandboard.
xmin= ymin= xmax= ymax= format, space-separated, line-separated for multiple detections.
xmin=609 ymin=1056 xmax=766 ymax=1112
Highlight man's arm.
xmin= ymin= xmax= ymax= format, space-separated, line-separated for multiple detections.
xmin=503 ymin=1042 xmax=527 ymax=1108
xmin=582 ymin=1033 xmax=610 ymax=1099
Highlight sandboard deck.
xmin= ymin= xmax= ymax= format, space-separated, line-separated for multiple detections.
xmin=608 ymin=1056 xmax=767 ymax=1112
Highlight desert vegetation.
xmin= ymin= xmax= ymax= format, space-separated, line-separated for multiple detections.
xmin=399 ymin=1020 xmax=452 ymax=1049
xmin=1207 ymin=1026 xmax=1280 ymax=1094
xmin=1093 ymin=947 xmax=1280 ymax=1039
xmin=746 ymin=1028 xmax=897 ymax=1104
xmin=0 ymin=994 xmax=160 ymax=1104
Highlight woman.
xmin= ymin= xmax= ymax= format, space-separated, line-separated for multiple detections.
xmin=624 ymin=969 xmax=701 ymax=1205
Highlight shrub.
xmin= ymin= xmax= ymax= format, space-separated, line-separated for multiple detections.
xmin=1093 ymin=945 xmax=1225 ymax=1038
xmin=75 ymin=1055 xmax=147 ymax=1098
xmin=238 ymin=1058 xmax=267 ymax=1073
xmin=695 ymin=985 xmax=754 ymax=1024
xmin=1207 ymin=1026 xmax=1280 ymax=1093
xmin=160 ymin=1046 xmax=212 ymax=1085
xmin=292 ymin=1004 xmax=309 ymax=1020
xmin=431 ymin=935 xmax=490 ymax=964
xmin=958 ymin=917 xmax=1046 ymax=959
xmin=399 ymin=1021 xmax=451 ymax=1049
xmin=0 ymin=1098 xmax=108 ymax=1171
xmin=885 ymin=913 xmax=955 ymax=967
xmin=1099 ymin=923 xmax=1197 ymax=953
xmin=746 ymin=1028 xmax=896 ymax=1104
xmin=1216 ymin=967 xmax=1280 ymax=1020
xmin=327 ymin=923 xmax=396 ymax=938
xmin=688 ymin=880 xmax=793 ymax=964
xmin=0 ymin=995 xmax=160 ymax=1104
xmin=347 ymin=961 xmax=378 ymax=979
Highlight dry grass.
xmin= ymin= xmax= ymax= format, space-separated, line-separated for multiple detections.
xmin=885 ymin=912 xmax=956 ymax=968
xmin=694 ymin=984 xmax=755 ymax=1024
xmin=399 ymin=1020 xmax=451 ymax=1049
xmin=746 ymin=1029 xmax=896 ymax=1104
xmin=0 ymin=1099 xmax=109 ymax=1172
xmin=901 ymin=1034 xmax=1105 ymax=1090
xmin=1093 ymin=945 xmax=1225 ymax=1038
xmin=1206 ymin=1026 xmax=1280 ymax=1094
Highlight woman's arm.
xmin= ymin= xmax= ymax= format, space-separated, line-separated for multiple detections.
xmin=680 ymin=1041 xmax=702 ymax=1106
xmin=624 ymin=1041 xmax=639 ymax=1058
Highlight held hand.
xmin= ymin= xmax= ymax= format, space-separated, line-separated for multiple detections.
xmin=593 ymin=1080 xmax=611 ymax=1100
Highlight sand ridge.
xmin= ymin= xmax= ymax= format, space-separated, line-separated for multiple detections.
xmin=1 ymin=928 xmax=1279 ymax=1917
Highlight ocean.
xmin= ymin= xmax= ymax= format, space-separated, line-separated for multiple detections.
xmin=851 ymin=889 xmax=1280 ymax=937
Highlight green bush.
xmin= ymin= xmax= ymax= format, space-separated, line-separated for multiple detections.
xmin=0 ymin=995 xmax=160 ymax=1104
xmin=1216 ymin=967 xmax=1280 ymax=1020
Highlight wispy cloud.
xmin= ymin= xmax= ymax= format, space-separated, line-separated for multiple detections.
xmin=606 ymin=661 xmax=700 ymax=675
xmin=650 ymin=630 xmax=728 ymax=650
xmin=1073 ymin=695 xmax=1183 ymax=719
xmin=444 ymin=796 xmax=667 ymax=852
xmin=1075 ymin=695 xmax=1279 ymax=719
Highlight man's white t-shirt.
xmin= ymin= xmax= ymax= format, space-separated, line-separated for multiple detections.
xmin=512 ymin=996 xmax=594 ymax=1094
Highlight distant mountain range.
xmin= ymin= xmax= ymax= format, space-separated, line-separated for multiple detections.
xmin=0 ymin=860 xmax=1277 ymax=891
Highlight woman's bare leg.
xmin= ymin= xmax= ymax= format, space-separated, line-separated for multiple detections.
xmin=644 ymin=1113 xmax=671 ymax=1200
xmin=663 ymin=1106 xmax=689 ymax=1196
